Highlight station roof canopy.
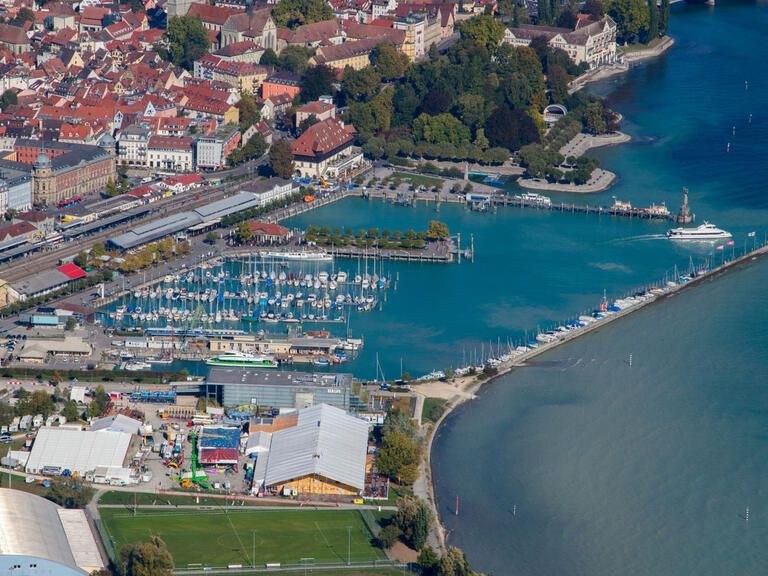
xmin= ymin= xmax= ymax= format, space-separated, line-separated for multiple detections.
xmin=109 ymin=212 xmax=201 ymax=250
xmin=264 ymin=404 xmax=368 ymax=491
xmin=192 ymin=192 xmax=260 ymax=223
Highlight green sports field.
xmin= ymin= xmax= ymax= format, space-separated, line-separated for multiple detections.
xmin=99 ymin=508 xmax=387 ymax=568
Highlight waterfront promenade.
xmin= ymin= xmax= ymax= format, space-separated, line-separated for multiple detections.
xmin=517 ymin=132 xmax=631 ymax=193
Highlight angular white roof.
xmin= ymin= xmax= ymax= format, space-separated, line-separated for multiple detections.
xmin=265 ymin=404 xmax=369 ymax=490
xmin=90 ymin=414 xmax=142 ymax=435
xmin=57 ymin=509 xmax=105 ymax=572
xmin=25 ymin=428 xmax=131 ymax=475
xmin=0 ymin=489 xmax=79 ymax=571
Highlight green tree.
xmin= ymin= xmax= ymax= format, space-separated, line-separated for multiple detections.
xmin=458 ymin=15 xmax=504 ymax=51
xmin=438 ymin=547 xmax=472 ymax=576
xmin=609 ymin=0 xmax=650 ymax=43
xmin=300 ymin=64 xmax=335 ymax=102
xmin=413 ymin=113 xmax=471 ymax=146
xmin=584 ymin=0 xmax=605 ymax=17
xmin=546 ymin=63 xmax=570 ymax=104
xmin=377 ymin=524 xmax=401 ymax=549
xmin=235 ymin=221 xmax=253 ymax=244
xmin=120 ymin=536 xmax=174 ymax=576
xmin=426 ymin=220 xmax=450 ymax=240
xmin=278 ymin=45 xmax=312 ymax=74
xmin=45 ymin=478 xmax=95 ymax=509
xmin=91 ymin=242 xmax=106 ymax=259
xmin=382 ymin=408 xmax=417 ymax=438
xmin=205 ymin=232 xmax=218 ymax=244
xmin=454 ymin=94 xmax=490 ymax=131
xmin=582 ymin=100 xmax=608 ymax=134
xmin=377 ymin=431 xmax=420 ymax=484
xmin=647 ymin=0 xmax=659 ymax=41
xmin=65 ymin=317 xmax=77 ymax=331
xmin=272 ymin=0 xmax=334 ymax=28
xmin=237 ymin=92 xmax=259 ymax=131
xmin=105 ymin=178 xmax=118 ymax=197
xmin=344 ymin=87 xmax=394 ymax=135
xmin=88 ymin=385 xmax=110 ymax=418
xmin=0 ymin=401 xmax=13 ymax=427
xmin=341 ymin=66 xmax=381 ymax=103
xmin=659 ymin=0 xmax=670 ymax=33
xmin=260 ymin=47 xmax=279 ymax=67
xmin=556 ymin=6 xmax=577 ymax=28
xmin=62 ymin=399 xmax=81 ymax=422
xmin=394 ymin=495 xmax=433 ymax=550
xmin=484 ymin=106 xmax=540 ymax=151
xmin=371 ymin=42 xmax=409 ymax=80
xmin=159 ymin=16 xmax=211 ymax=71
xmin=269 ymin=139 xmax=295 ymax=178
xmin=418 ymin=545 xmax=440 ymax=576
xmin=74 ymin=251 xmax=89 ymax=268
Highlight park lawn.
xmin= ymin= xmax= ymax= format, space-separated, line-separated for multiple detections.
xmin=621 ymin=37 xmax=665 ymax=53
xmin=392 ymin=172 xmax=443 ymax=188
xmin=422 ymin=398 xmax=447 ymax=424
xmin=99 ymin=508 xmax=387 ymax=569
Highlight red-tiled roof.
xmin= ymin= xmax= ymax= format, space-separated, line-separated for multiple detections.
xmin=163 ymin=174 xmax=204 ymax=186
xmin=148 ymin=135 xmax=193 ymax=150
xmin=187 ymin=2 xmax=242 ymax=25
xmin=248 ymin=221 xmax=289 ymax=236
xmin=127 ymin=185 xmax=153 ymax=197
xmin=0 ymin=221 xmax=36 ymax=241
xmin=56 ymin=263 xmax=87 ymax=280
xmin=291 ymin=117 xmax=353 ymax=158
xmin=298 ymin=101 xmax=335 ymax=114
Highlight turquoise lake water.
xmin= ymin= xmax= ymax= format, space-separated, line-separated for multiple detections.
xmin=431 ymin=2 xmax=768 ymax=575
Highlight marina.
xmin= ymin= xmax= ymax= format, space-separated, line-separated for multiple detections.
xmin=98 ymin=253 xmax=394 ymax=332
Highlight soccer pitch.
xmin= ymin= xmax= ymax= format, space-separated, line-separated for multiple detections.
xmin=99 ymin=508 xmax=388 ymax=568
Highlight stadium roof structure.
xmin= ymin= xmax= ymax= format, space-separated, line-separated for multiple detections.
xmin=25 ymin=428 xmax=132 ymax=475
xmin=264 ymin=404 xmax=368 ymax=491
xmin=0 ymin=488 xmax=102 ymax=575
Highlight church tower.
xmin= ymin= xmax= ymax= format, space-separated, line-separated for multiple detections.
xmin=167 ymin=0 xmax=192 ymax=18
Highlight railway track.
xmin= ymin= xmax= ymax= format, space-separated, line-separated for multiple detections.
xmin=0 ymin=182 xmax=241 ymax=283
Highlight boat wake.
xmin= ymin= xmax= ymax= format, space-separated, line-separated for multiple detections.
xmin=609 ymin=234 xmax=668 ymax=244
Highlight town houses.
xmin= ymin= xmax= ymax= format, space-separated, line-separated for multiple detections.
xmin=0 ymin=0 xmax=620 ymax=212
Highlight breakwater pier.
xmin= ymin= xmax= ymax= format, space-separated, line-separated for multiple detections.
xmin=366 ymin=186 xmax=676 ymax=221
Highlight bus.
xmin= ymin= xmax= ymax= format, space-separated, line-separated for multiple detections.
xmin=57 ymin=196 xmax=83 ymax=209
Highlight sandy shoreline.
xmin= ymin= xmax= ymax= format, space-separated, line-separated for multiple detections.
xmin=418 ymin=239 xmax=768 ymax=554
